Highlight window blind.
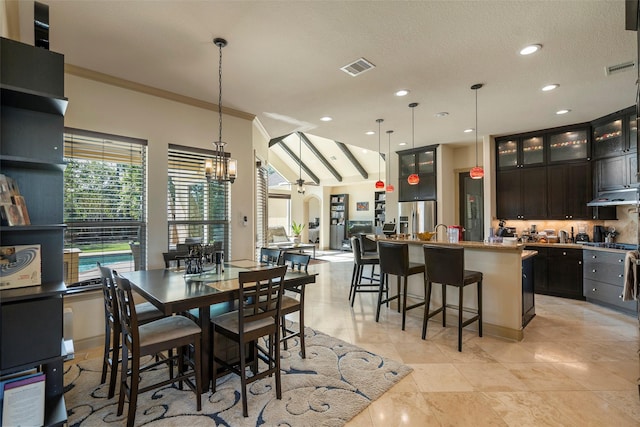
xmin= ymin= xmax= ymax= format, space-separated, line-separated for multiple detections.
xmin=255 ymin=162 xmax=268 ymax=260
xmin=168 ymin=145 xmax=230 ymax=257
xmin=63 ymin=128 xmax=147 ymax=281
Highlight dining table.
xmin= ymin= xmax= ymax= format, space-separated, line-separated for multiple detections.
xmin=121 ymin=259 xmax=318 ymax=392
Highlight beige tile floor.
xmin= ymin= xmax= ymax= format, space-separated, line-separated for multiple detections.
xmin=74 ymin=255 xmax=640 ymax=426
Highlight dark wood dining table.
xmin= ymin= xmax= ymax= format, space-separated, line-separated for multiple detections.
xmin=121 ymin=259 xmax=317 ymax=392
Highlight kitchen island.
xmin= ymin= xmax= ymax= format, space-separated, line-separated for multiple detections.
xmin=374 ymin=237 xmax=537 ymax=341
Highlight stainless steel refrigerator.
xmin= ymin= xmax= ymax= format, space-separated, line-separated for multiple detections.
xmin=398 ymin=201 xmax=437 ymax=236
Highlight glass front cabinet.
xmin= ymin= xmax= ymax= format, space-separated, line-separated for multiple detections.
xmin=592 ymin=106 xmax=637 ymax=160
xmin=496 ymin=134 xmax=544 ymax=169
xmin=547 ymin=126 xmax=590 ymax=163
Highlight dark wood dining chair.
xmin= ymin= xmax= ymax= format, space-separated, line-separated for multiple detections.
xmin=259 ymin=247 xmax=282 ymax=265
xmin=280 ymin=253 xmax=311 ymax=358
xmin=97 ymin=262 xmax=165 ymax=399
xmin=349 ymin=236 xmax=380 ymax=306
xmin=113 ymin=272 xmax=202 ymax=427
xmin=211 ymin=265 xmax=288 ymax=417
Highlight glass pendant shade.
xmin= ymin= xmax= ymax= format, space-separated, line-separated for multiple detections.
xmin=407 ymin=173 xmax=420 ymax=185
xmin=470 ymin=166 xmax=484 ymax=179
xmin=386 ymin=183 xmax=395 ymax=192
xmin=375 ymin=180 xmax=384 ymax=189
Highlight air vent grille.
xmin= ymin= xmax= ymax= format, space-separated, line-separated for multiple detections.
xmin=340 ymin=58 xmax=375 ymax=77
xmin=605 ymin=60 xmax=637 ymax=76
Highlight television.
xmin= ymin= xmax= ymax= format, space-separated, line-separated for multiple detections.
xmin=346 ymin=220 xmax=373 ymax=238
xmin=382 ymin=223 xmax=397 ymax=235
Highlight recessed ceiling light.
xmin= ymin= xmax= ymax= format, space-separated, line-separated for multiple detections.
xmin=395 ymin=89 xmax=410 ymax=97
xmin=399 ymin=142 xmax=407 ymax=146
xmin=556 ymin=109 xmax=571 ymax=115
xmin=520 ymin=44 xmax=542 ymax=55
xmin=365 ymin=131 xmax=375 ymax=135
xmin=464 ymin=128 xmax=474 ymax=133
xmin=320 ymin=116 xmax=332 ymax=122
xmin=434 ymin=112 xmax=449 ymax=118
xmin=542 ymin=84 xmax=559 ymax=92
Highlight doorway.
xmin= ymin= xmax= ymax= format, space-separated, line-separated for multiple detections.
xmin=459 ymin=172 xmax=484 ymax=242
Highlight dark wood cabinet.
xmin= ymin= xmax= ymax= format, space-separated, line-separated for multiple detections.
xmin=0 ymin=37 xmax=67 ymax=426
xmin=522 ymin=255 xmax=536 ymax=327
xmin=547 ymin=162 xmax=592 ymax=219
xmin=547 ymin=126 xmax=590 ymax=163
xmin=496 ymin=134 xmax=545 ymax=169
xmin=595 ymin=153 xmax=638 ymax=191
xmin=398 ymin=146 xmax=437 ymax=201
xmin=583 ymin=249 xmax=638 ymax=315
xmin=496 ymin=167 xmax=546 ymax=220
xmin=526 ymin=246 xmax=584 ymax=300
xmin=592 ymin=106 xmax=637 ymax=160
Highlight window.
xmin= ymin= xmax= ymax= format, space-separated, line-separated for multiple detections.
xmin=255 ymin=162 xmax=268 ymax=260
xmin=268 ymin=193 xmax=291 ymax=231
xmin=64 ymin=128 xmax=147 ymax=282
xmin=167 ymin=145 xmax=230 ymax=257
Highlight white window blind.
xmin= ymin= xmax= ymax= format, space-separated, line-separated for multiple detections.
xmin=255 ymin=162 xmax=268 ymax=260
xmin=63 ymin=128 xmax=147 ymax=281
xmin=168 ymin=145 xmax=230 ymax=257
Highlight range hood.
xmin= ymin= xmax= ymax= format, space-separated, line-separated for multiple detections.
xmin=587 ymin=188 xmax=640 ymax=207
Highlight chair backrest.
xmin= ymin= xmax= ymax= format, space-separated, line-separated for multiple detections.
xmin=283 ymin=252 xmax=310 ymax=272
xmin=377 ymin=241 xmax=409 ymax=276
xmin=358 ymin=234 xmax=377 ymax=255
xmin=98 ymin=262 xmax=119 ymax=324
xmin=113 ymin=272 xmax=140 ymax=351
xmin=259 ymin=247 xmax=282 ymax=265
xmin=350 ymin=236 xmax=363 ymax=264
xmin=162 ymin=252 xmax=182 ymax=269
xmin=422 ymin=244 xmax=464 ymax=285
xmin=237 ymin=265 xmax=288 ymax=333
xmin=129 ymin=242 xmax=141 ymax=271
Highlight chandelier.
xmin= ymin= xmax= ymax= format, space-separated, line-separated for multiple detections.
xmin=205 ymin=37 xmax=237 ymax=183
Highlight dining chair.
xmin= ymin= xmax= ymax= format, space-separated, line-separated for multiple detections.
xmin=280 ymin=253 xmax=311 ymax=358
xmin=211 ymin=265 xmax=288 ymax=417
xmin=349 ymin=236 xmax=380 ymax=306
xmin=113 ymin=272 xmax=202 ymax=427
xmin=259 ymin=247 xmax=282 ymax=265
xmin=97 ymin=262 xmax=165 ymax=399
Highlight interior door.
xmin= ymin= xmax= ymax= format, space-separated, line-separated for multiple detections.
xmin=459 ymin=172 xmax=484 ymax=242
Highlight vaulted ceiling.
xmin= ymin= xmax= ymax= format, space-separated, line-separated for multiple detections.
xmin=11 ymin=1 xmax=637 ymax=186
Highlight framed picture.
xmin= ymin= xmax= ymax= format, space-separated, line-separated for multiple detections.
xmin=356 ymin=201 xmax=369 ymax=211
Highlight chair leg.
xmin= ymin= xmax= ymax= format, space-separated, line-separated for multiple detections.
xmin=274 ymin=330 xmax=282 ymax=400
xmin=422 ymin=280 xmax=433 ymax=339
xmin=193 ymin=337 xmax=202 ymax=411
xmin=350 ymin=265 xmax=361 ymax=307
xmin=458 ymin=285 xmax=464 ymax=352
xmin=396 ymin=275 xmax=401 ymax=313
xmin=100 ymin=319 xmax=111 ymax=385
xmin=117 ymin=342 xmax=128 ymax=417
xmin=126 ymin=348 xmax=139 ymax=427
xmin=108 ymin=324 xmax=121 ymax=399
xmin=239 ymin=337 xmax=248 ymax=418
xmin=401 ymin=275 xmax=408 ymax=330
xmin=478 ymin=279 xmax=483 ymax=337
xmin=375 ymin=273 xmax=385 ymax=322
xmin=442 ymin=283 xmax=447 ymax=327
xmin=299 ymin=303 xmax=306 ymax=359
xmin=281 ymin=315 xmax=288 ymax=350
xmin=349 ymin=263 xmax=358 ymax=301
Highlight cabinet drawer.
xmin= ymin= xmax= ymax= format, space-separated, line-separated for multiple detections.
xmin=584 ymin=279 xmax=637 ymax=311
xmin=583 ymin=250 xmax=625 ymax=265
xmin=548 ymin=248 xmax=582 ymax=260
xmin=583 ymin=262 xmax=624 ymax=285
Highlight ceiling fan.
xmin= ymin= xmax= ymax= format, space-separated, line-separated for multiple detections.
xmin=283 ymin=132 xmax=319 ymax=194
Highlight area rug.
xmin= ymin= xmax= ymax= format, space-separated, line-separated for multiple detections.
xmin=64 ymin=325 xmax=412 ymax=426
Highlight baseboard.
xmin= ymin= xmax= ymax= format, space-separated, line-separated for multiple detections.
xmin=74 ymin=335 xmax=104 ymax=352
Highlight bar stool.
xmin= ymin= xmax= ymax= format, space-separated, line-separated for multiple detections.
xmin=422 ymin=244 xmax=483 ymax=352
xmin=349 ymin=236 xmax=380 ymax=306
xmin=376 ymin=241 xmax=426 ymax=330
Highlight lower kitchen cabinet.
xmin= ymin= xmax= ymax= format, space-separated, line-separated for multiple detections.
xmin=583 ymin=249 xmax=638 ymax=315
xmin=525 ymin=246 xmax=584 ymax=300
xmin=522 ymin=255 xmax=536 ymax=327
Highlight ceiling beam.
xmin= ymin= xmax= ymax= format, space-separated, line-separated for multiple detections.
xmin=268 ymin=133 xmax=293 ymax=147
xmin=298 ymin=132 xmax=342 ymax=183
xmin=277 ymin=142 xmax=320 ymax=184
xmin=335 ymin=141 xmax=368 ymax=179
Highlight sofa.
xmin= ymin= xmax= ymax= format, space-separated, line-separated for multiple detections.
xmin=267 ymin=226 xmax=293 ymax=246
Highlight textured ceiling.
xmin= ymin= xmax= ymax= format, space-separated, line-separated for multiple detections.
xmin=15 ymin=0 xmax=638 ymax=184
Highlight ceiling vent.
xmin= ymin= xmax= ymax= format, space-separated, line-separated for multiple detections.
xmin=605 ymin=60 xmax=637 ymax=76
xmin=340 ymin=57 xmax=375 ymax=77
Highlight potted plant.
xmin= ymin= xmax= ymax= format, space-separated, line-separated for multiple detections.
xmin=291 ymin=220 xmax=305 ymax=244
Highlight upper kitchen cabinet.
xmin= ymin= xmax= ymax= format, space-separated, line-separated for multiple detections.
xmin=496 ymin=134 xmax=545 ymax=169
xmin=496 ymin=166 xmax=547 ymax=220
xmin=547 ymin=126 xmax=590 ymax=163
xmin=547 ymin=162 xmax=592 ymax=219
xmin=398 ymin=145 xmax=437 ymax=201
xmin=592 ymin=106 xmax=637 ymax=160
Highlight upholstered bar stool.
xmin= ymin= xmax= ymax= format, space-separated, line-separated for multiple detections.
xmin=422 ymin=244 xmax=483 ymax=352
xmin=349 ymin=236 xmax=380 ymax=306
xmin=376 ymin=241 xmax=426 ymax=330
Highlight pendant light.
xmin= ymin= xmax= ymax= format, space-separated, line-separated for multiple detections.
xmin=386 ymin=130 xmax=395 ymax=193
xmin=469 ymin=83 xmax=484 ymax=180
xmin=204 ymin=37 xmax=237 ymax=183
xmin=407 ymin=102 xmax=420 ymax=185
xmin=375 ymin=118 xmax=385 ymax=189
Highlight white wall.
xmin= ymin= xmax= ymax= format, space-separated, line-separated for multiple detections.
xmin=64 ymin=73 xmax=257 ymax=266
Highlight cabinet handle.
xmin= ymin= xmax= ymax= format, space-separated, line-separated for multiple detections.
xmin=578 ymin=261 xmax=582 ymax=265
xmin=618 ymin=274 xmax=623 ymax=278
xmin=523 ymin=274 xmax=527 ymax=279
xmin=619 ymin=294 xmax=623 ymax=299
xmin=592 ymin=255 xmax=597 ymax=259
xmin=618 ymin=259 xmax=623 ymax=263
xmin=592 ymin=288 xmax=597 ymax=292
xmin=592 ymin=269 xmax=597 ymax=273
xmin=563 ymin=251 xmax=567 ymax=256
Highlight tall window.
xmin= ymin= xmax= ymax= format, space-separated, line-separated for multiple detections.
xmin=167 ymin=145 xmax=230 ymax=257
xmin=255 ymin=162 xmax=268 ymax=260
xmin=63 ymin=128 xmax=147 ymax=282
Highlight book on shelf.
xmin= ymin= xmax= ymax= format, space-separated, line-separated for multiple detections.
xmin=0 ymin=244 xmax=42 ymax=290
xmin=0 ymin=175 xmax=29 ymax=226
xmin=0 ymin=372 xmax=45 ymax=427
xmin=11 ymin=195 xmax=30 ymax=225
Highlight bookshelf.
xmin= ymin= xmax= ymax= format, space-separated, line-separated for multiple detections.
xmin=0 ymin=37 xmax=67 ymax=427
xmin=374 ymin=191 xmax=386 ymax=230
xmin=329 ymin=194 xmax=349 ymax=249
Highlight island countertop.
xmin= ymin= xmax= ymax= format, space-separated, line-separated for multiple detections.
xmin=373 ymin=236 xmax=525 ymax=251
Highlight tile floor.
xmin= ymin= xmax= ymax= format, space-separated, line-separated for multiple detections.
xmin=74 ymin=253 xmax=640 ymax=426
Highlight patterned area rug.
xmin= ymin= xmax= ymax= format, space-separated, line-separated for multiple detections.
xmin=64 ymin=325 xmax=412 ymax=426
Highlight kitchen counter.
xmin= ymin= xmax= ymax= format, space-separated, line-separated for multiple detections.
xmin=374 ymin=236 xmax=533 ymax=341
